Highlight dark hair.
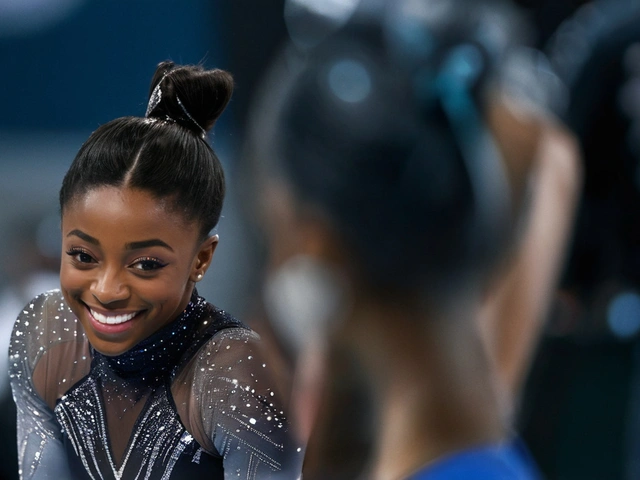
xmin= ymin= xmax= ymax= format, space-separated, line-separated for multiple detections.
xmin=250 ymin=0 xmax=522 ymax=291
xmin=59 ymin=61 xmax=234 ymax=238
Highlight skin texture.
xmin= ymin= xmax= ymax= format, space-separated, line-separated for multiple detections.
xmin=480 ymin=98 xmax=582 ymax=398
xmin=60 ymin=186 xmax=217 ymax=356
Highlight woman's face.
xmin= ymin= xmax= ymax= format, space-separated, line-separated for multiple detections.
xmin=60 ymin=186 xmax=216 ymax=356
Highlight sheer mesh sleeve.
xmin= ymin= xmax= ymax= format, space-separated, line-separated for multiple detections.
xmin=181 ymin=327 xmax=303 ymax=479
xmin=8 ymin=290 xmax=90 ymax=479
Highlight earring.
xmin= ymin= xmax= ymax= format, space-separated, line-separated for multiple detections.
xmin=196 ymin=273 xmax=203 ymax=281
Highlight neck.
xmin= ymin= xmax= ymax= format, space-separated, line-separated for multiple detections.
xmin=343 ymin=294 xmax=507 ymax=480
xmin=96 ymin=290 xmax=205 ymax=387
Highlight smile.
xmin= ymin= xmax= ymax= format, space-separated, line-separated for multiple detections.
xmin=90 ymin=309 xmax=138 ymax=325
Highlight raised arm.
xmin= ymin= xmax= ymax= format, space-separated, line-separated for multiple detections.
xmin=479 ymin=110 xmax=582 ymax=399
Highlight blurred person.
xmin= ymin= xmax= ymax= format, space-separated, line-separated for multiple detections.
xmin=9 ymin=61 xmax=302 ymax=480
xmin=244 ymin=0 xmax=581 ymax=478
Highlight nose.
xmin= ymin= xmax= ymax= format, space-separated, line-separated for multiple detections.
xmin=90 ymin=265 xmax=130 ymax=305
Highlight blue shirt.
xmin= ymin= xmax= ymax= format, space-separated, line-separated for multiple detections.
xmin=409 ymin=440 xmax=540 ymax=480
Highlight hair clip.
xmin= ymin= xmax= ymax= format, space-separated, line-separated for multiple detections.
xmin=145 ymin=72 xmax=206 ymax=139
xmin=176 ymin=95 xmax=207 ymax=139
xmin=146 ymin=78 xmax=165 ymax=117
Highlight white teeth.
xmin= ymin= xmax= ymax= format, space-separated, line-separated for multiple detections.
xmin=90 ymin=309 xmax=137 ymax=325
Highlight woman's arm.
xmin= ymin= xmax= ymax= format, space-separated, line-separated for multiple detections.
xmin=480 ymin=103 xmax=582 ymax=399
xmin=187 ymin=327 xmax=303 ymax=480
xmin=9 ymin=291 xmax=75 ymax=479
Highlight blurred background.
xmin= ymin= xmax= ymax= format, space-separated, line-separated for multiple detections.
xmin=0 ymin=0 xmax=639 ymax=479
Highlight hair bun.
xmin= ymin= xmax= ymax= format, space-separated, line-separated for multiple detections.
xmin=146 ymin=61 xmax=234 ymax=138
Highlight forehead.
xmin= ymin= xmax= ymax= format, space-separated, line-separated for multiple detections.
xmin=62 ymin=186 xmax=197 ymax=242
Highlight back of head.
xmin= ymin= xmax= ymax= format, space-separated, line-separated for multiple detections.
xmin=249 ymin=4 xmax=544 ymax=477
xmin=60 ymin=61 xmax=234 ymax=238
xmin=251 ymin=0 xmax=527 ymax=294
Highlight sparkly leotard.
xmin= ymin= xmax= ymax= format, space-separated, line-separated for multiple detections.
xmin=9 ymin=290 xmax=301 ymax=479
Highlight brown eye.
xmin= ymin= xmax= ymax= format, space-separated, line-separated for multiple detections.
xmin=66 ymin=248 xmax=95 ymax=264
xmin=131 ymin=257 xmax=167 ymax=271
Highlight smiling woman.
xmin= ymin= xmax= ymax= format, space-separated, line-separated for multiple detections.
xmin=8 ymin=61 xmax=302 ymax=480
xmin=60 ymin=187 xmax=210 ymax=357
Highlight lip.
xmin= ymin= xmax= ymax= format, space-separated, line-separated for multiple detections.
xmin=85 ymin=305 xmax=143 ymax=336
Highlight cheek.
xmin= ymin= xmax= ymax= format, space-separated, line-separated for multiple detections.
xmin=135 ymin=270 xmax=192 ymax=305
xmin=59 ymin=263 xmax=87 ymax=293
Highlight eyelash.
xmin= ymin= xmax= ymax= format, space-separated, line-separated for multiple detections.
xmin=65 ymin=248 xmax=167 ymax=272
xmin=66 ymin=247 xmax=95 ymax=265
xmin=130 ymin=257 xmax=167 ymax=272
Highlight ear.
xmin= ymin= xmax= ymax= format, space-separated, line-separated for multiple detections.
xmin=191 ymin=234 xmax=219 ymax=282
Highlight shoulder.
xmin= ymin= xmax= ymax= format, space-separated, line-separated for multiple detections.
xmin=197 ymin=316 xmax=261 ymax=365
xmin=179 ymin=302 xmax=263 ymax=382
xmin=11 ymin=290 xmax=76 ymax=349
xmin=18 ymin=289 xmax=69 ymax=317
xmin=187 ymin=304 xmax=275 ymax=387
xmin=204 ymin=304 xmax=251 ymax=336
xmin=193 ymin=303 xmax=257 ymax=354
xmin=10 ymin=290 xmax=87 ymax=385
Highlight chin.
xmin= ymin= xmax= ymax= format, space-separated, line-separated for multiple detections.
xmin=87 ymin=336 xmax=136 ymax=357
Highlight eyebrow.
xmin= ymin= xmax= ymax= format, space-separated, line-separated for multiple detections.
xmin=67 ymin=229 xmax=99 ymax=245
xmin=66 ymin=229 xmax=173 ymax=252
xmin=125 ymin=239 xmax=174 ymax=252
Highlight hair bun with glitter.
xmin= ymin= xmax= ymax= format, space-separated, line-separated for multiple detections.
xmin=145 ymin=60 xmax=234 ymax=138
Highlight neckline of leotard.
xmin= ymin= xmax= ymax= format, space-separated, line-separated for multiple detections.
xmin=92 ymin=290 xmax=209 ymax=388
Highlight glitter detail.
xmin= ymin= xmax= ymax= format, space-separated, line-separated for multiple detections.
xmin=9 ymin=290 xmax=303 ymax=479
xmin=93 ymin=291 xmax=207 ymax=387
xmin=191 ymin=447 xmax=203 ymax=465
xmin=145 ymin=72 xmax=206 ymax=139
xmin=146 ymin=79 xmax=164 ymax=117
xmin=176 ymin=95 xmax=207 ymax=139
